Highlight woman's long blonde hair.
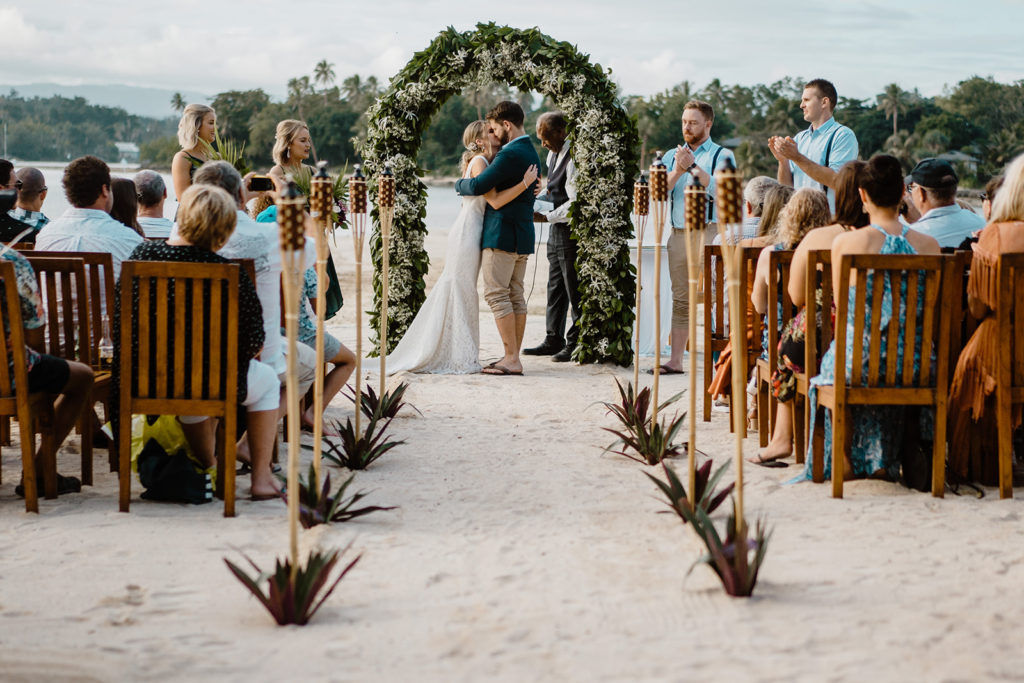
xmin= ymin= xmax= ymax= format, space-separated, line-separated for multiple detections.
xmin=272 ymin=119 xmax=309 ymax=167
xmin=177 ymin=103 xmax=215 ymax=150
xmin=773 ymin=187 xmax=831 ymax=248
xmin=459 ymin=120 xmax=489 ymax=175
xmin=990 ymin=152 xmax=1024 ymax=223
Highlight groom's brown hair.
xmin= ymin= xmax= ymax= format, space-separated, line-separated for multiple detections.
xmin=487 ymin=101 xmax=525 ymax=127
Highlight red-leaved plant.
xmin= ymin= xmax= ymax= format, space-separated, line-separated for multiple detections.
xmin=645 ymin=459 xmax=734 ymax=524
xmin=225 ymin=542 xmax=361 ymax=625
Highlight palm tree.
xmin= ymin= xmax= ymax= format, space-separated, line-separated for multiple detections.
xmin=171 ymin=92 xmax=186 ymax=113
xmin=314 ymin=60 xmax=336 ymax=105
xmin=877 ymin=83 xmax=910 ymax=138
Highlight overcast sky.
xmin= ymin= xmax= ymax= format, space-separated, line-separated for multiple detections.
xmin=4 ymin=0 xmax=1024 ymax=101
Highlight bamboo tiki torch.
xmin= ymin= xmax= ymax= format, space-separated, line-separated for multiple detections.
xmin=714 ymin=158 xmax=748 ymax=543
xmin=349 ymin=164 xmax=368 ymax=436
xmin=683 ymin=175 xmax=707 ymax=510
xmin=377 ymin=165 xmax=395 ymax=388
xmin=632 ymin=174 xmax=649 ymax=390
xmin=277 ymin=176 xmax=306 ymax=576
xmin=309 ymin=161 xmax=333 ymax=488
xmin=648 ymin=152 xmax=669 ymax=430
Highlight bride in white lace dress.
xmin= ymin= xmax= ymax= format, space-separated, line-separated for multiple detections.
xmin=387 ymin=121 xmax=538 ymax=374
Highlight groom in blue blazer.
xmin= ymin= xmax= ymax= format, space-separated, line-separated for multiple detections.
xmin=455 ymin=101 xmax=541 ymax=376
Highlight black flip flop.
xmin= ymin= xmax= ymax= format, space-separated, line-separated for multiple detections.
xmin=750 ymin=453 xmax=790 ymax=468
xmin=645 ymin=367 xmax=684 ymax=375
xmin=482 ymin=364 xmax=523 ymax=376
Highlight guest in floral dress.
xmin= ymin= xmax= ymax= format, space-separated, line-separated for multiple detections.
xmin=798 ymin=155 xmax=940 ymax=481
xmin=947 ymin=153 xmax=1024 ymax=485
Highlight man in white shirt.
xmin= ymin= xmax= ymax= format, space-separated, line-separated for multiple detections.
xmin=524 ymin=111 xmax=580 ymax=362
xmin=133 ymin=170 xmax=174 ymax=239
xmin=193 ymin=162 xmax=318 ymax=406
xmin=36 ymin=155 xmax=143 ymax=279
xmin=906 ymin=158 xmax=985 ymax=249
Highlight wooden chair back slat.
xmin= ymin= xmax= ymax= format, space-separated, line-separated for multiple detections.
xmin=900 ymin=270 xmax=920 ymax=386
xmin=155 ymin=278 xmax=169 ymax=398
xmin=0 ymin=261 xmax=26 ymax=400
xmin=137 ymin=277 xmax=150 ymax=397
xmin=174 ymin=284 xmax=187 ymax=399
xmin=918 ymin=270 xmax=941 ymax=387
xmin=766 ymin=250 xmax=797 ymax=364
xmin=866 ymin=270 xmax=886 ymax=386
xmin=884 ymin=270 xmax=902 ymax=385
xmin=209 ymin=281 xmax=222 ymax=399
xmin=702 ymin=245 xmax=729 ymax=421
xmin=850 ymin=268 xmax=867 ymax=385
xmin=190 ymin=279 xmax=204 ymax=398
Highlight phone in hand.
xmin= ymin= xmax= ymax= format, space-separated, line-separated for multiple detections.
xmin=249 ymin=175 xmax=274 ymax=192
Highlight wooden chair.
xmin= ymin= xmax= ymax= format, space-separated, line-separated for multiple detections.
xmin=814 ymin=253 xmax=954 ymax=498
xmin=702 ymin=245 xmax=728 ymax=422
xmin=702 ymin=245 xmax=764 ymax=438
xmin=0 ymin=260 xmax=57 ymax=511
xmin=755 ymin=249 xmax=796 ymax=448
xmin=25 ymin=255 xmax=96 ymax=487
xmin=12 ymin=242 xmax=34 ymax=252
xmin=117 ymin=261 xmax=240 ymax=516
xmin=995 ymin=253 xmax=1024 ymax=499
xmin=794 ymin=249 xmax=835 ymax=473
xmin=31 ymin=251 xmax=117 ymax=467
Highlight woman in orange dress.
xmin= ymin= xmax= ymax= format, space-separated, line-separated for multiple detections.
xmin=948 ymin=152 xmax=1024 ymax=485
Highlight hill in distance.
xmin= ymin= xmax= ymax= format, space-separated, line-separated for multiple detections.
xmin=0 ymin=83 xmax=211 ymax=119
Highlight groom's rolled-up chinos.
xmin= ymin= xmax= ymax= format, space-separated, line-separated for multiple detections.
xmin=455 ymin=134 xmax=541 ymax=318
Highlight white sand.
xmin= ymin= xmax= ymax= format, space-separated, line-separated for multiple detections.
xmin=1 ymin=227 xmax=1023 ymax=682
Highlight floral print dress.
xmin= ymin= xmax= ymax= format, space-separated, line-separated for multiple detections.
xmin=797 ymin=224 xmax=922 ymax=481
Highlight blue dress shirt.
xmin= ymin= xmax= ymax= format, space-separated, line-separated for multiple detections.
xmin=912 ymin=203 xmax=986 ymax=249
xmin=664 ymin=138 xmax=735 ymax=227
xmin=791 ymin=116 xmax=858 ymax=211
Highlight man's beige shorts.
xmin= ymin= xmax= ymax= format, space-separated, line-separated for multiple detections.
xmin=481 ymin=248 xmax=529 ymax=318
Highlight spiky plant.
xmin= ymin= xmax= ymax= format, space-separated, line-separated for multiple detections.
xmin=323 ymin=413 xmax=404 ymax=470
xmin=345 ymin=381 xmax=418 ymax=419
xmin=289 ymin=163 xmax=349 ymax=227
xmin=677 ymin=498 xmax=771 ymax=598
xmin=604 ymin=410 xmax=686 ymax=465
xmin=645 ymin=460 xmax=735 ymax=524
xmin=599 ymin=379 xmax=685 ymax=464
xmin=224 ymin=542 xmax=361 ymax=625
xmin=282 ymin=463 xmax=396 ymax=527
xmin=199 ymin=133 xmax=251 ymax=176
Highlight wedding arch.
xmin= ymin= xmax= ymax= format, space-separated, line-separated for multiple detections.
xmin=360 ymin=23 xmax=640 ymax=364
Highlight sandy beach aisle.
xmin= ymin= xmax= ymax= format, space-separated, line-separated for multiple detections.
xmin=2 ymin=230 xmax=1024 ymax=682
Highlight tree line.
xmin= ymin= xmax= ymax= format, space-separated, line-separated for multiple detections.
xmin=2 ymin=65 xmax=1022 ymax=187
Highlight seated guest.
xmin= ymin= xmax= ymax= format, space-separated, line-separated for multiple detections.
xmin=1 ymin=247 xmax=94 ymax=496
xmin=35 ymin=156 xmax=144 ymax=279
xmin=8 ymin=167 xmax=50 ymax=239
xmin=752 ymin=162 xmax=869 ymax=466
xmin=254 ymin=201 xmax=357 ymax=430
xmin=948 ymin=153 xmax=1024 ymax=486
xmin=754 ymin=184 xmax=795 ymax=244
xmin=0 ymin=159 xmax=31 ymax=242
xmin=133 ymin=170 xmax=173 ymax=239
xmin=982 ymin=175 xmax=1003 ymax=222
xmin=716 ymin=176 xmax=777 ymax=247
xmin=114 ymin=184 xmax=280 ymax=500
xmin=109 ymin=177 xmax=144 ymax=237
xmin=193 ymin=161 xmax=333 ymax=432
xmin=798 ymin=154 xmax=940 ymax=481
xmin=906 ymin=158 xmax=985 ymax=249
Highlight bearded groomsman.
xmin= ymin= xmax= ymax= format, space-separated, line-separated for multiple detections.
xmin=524 ymin=111 xmax=580 ymax=363
xmin=654 ymin=100 xmax=734 ymax=375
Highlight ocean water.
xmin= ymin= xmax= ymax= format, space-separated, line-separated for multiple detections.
xmin=33 ymin=166 xmax=464 ymax=233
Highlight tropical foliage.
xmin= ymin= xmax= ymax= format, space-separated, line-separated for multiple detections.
xmin=283 ymin=464 xmax=395 ymax=528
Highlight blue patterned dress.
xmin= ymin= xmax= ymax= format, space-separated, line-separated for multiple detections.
xmin=797 ymin=224 xmax=923 ymax=480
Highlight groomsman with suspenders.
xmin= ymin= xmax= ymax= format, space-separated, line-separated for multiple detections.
xmin=769 ymin=78 xmax=859 ymax=212
xmin=653 ymin=100 xmax=734 ymax=375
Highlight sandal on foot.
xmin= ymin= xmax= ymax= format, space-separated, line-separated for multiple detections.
xmin=749 ymin=453 xmax=790 ymax=468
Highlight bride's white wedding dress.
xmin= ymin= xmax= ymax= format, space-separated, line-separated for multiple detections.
xmin=386 ymin=155 xmax=488 ymax=374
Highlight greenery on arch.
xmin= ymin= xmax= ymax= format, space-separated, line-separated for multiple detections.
xmin=360 ymin=22 xmax=640 ymax=364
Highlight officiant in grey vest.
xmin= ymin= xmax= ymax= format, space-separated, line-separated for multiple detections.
xmin=524 ymin=111 xmax=580 ymax=363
